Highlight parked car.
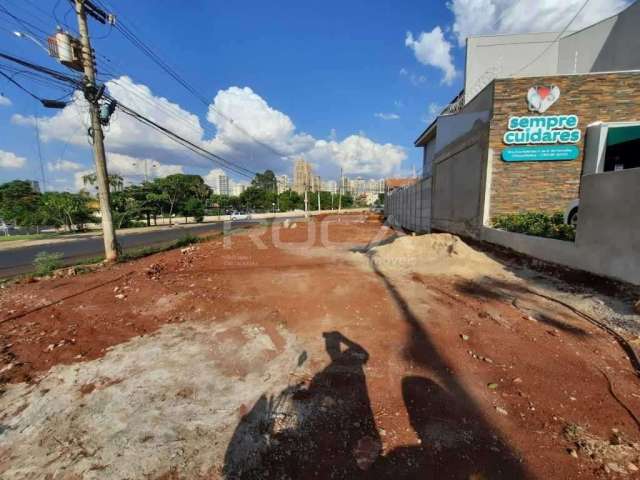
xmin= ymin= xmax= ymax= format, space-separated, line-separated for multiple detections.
xmin=370 ymin=205 xmax=384 ymax=214
xmin=230 ymin=211 xmax=252 ymax=221
xmin=563 ymin=199 xmax=580 ymax=227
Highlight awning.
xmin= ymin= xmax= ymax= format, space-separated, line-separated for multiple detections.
xmin=607 ymin=125 xmax=640 ymax=146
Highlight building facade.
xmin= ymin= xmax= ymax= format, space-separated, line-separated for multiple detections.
xmin=292 ymin=158 xmax=313 ymax=194
xmin=322 ymin=179 xmax=338 ymax=194
xmin=276 ymin=174 xmax=289 ymax=193
xmin=212 ymin=173 xmax=230 ymax=197
xmin=404 ymin=1 xmax=640 ymax=238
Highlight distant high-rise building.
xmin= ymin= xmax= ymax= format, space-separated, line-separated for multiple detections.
xmin=340 ymin=176 xmax=385 ymax=196
xmin=212 ymin=173 xmax=230 ymax=196
xmin=322 ymin=180 xmax=338 ymax=194
xmin=312 ymin=175 xmax=322 ymax=193
xmin=276 ymin=174 xmax=289 ymax=193
xmin=232 ymin=182 xmax=248 ymax=196
xmin=340 ymin=176 xmax=350 ymax=195
xmin=351 ymin=177 xmax=367 ymax=195
xmin=293 ymin=158 xmax=313 ymax=194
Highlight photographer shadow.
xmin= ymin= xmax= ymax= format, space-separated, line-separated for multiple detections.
xmin=223 ymin=331 xmax=380 ymax=479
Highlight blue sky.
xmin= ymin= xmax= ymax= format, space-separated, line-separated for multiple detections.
xmin=0 ymin=0 xmax=629 ymax=190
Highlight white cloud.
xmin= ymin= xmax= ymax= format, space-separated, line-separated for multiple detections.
xmin=429 ymin=102 xmax=443 ymax=115
xmin=0 ymin=150 xmax=26 ymax=168
xmin=47 ymin=159 xmax=83 ymax=172
xmin=12 ymin=76 xmax=207 ymax=167
xmin=399 ymin=68 xmax=427 ymax=86
xmin=422 ymin=102 xmax=445 ymax=124
xmin=0 ymin=95 xmax=11 ymax=107
xmin=307 ymin=135 xmax=406 ymax=177
xmin=72 ymin=153 xmax=184 ymax=190
xmin=204 ymin=86 xmax=315 ymax=167
xmin=204 ymin=168 xmax=227 ymax=189
xmin=405 ymin=28 xmax=457 ymax=85
xmin=106 ymin=153 xmax=184 ymax=178
xmin=12 ymin=77 xmax=407 ymax=181
xmin=374 ymin=112 xmax=400 ymax=120
xmin=450 ymin=0 xmax=630 ymax=46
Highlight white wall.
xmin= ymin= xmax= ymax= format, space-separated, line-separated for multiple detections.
xmin=558 ymin=1 xmax=640 ymax=74
xmin=482 ymin=167 xmax=640 ymax=285
xmin=465 ymin=32 xmax=561 ymax=103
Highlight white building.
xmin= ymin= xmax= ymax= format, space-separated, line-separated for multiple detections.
xmin=276 ymin=174 xmax=289 ymax=193
xmin=322 ymin=180 xmax=338 ymax=193
xmin=212 ymin=173 xmax=230 ymax=196
xmin=232 ymin=182 xmax=248 ymax=196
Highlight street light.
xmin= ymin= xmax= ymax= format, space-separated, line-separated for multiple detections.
xmin=13 ymin=31 xmax=49 ymax=54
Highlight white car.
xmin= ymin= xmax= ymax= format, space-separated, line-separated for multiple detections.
xmin=230 ymin=211 xmax=251 ymax=221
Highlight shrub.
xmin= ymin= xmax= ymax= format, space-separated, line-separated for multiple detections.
xmin=174 ymin=234 xmax=200 ymax=248
xmin=33 ymin=251 xmax=64 ymax=276
xmin=492 ymin=212 xmax=575 ymax=241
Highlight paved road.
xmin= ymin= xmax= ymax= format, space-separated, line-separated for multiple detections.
xmin=0 ymin=217 xmax=300 ymax=278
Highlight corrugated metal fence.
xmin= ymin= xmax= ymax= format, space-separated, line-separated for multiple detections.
xmin=385 ymin=177 xmax=432 ymax=233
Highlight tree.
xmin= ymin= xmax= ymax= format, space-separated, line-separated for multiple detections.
xmin=341 ymin=194 xmax=354 ymax=209
xmin=251 ymin=170 xmax=277 ymax=192
xmin=110 ymin=185 xmax=150 ymax=229
xmin=39 ymin=192 xmax=97 ymax=232
xmin=0 ymin=180 xmax=42 ymax=230
xmin=277 ymin=190 xmax=303 ymax=212
xmin=82 ymin=172 xmax=124 ymax=193
xmin=154 ymin=174 xmax=190 ymax=225
xmin=181 ymin=197 xmax=204 ymax=223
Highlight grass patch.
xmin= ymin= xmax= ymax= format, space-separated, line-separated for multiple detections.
xmin=492 ymin=212 xmax=576 ymax=241
xmin=119 ymin=233 xmax=213 ymax=262
xmin=0 ymin=233 xmax=61 ymax=243
xmin=33 ymin=251 xmax=64 ymax=277
xmin=174 ymin=234 xmax=200 ymax=248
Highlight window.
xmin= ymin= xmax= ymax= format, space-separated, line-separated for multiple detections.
xmin=604 ymin=125 xmax=640 ymax=171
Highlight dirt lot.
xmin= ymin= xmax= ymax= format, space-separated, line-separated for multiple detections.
xmin=1 ymin=214 xmax=640 ymax=479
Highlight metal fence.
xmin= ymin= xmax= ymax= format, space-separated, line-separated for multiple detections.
xmin=385 ymin=177 xmax=431 ymax=233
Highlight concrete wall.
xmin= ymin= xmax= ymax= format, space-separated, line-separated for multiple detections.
xmin=573 ymin=168 xmax=640 ymax=283
xmin=423 ymin=139 xmax=435 ymax=178
xmin=482 ymin=167 xmax=640 ymax=285
xmin=431 ymin=120 xmax=490 ymax=237
xmin=465 ymin=32 xmax=560 ymax=103
xmin=558 ymin=1 xmax=640 ymax=74
xmin=385 ymin=177 xmax=431 ymax=233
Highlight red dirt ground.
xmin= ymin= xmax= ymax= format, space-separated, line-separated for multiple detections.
xmin=1 ymin=214 xmax=640 ymax=479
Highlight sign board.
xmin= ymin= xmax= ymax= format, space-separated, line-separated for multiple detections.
xmin=502 ymin=145 xmax=580 ymax=162
xmin=502 ymin=86 xmax=581 ymax=162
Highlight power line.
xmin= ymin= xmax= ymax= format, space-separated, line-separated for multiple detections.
xmin=105 ymin=6 xmax=291 ymax=160
xmin=0 ymin=50 xmax=265 ymax=185
xmin=0 ymin=69 xmax=43 ymax=101
xmin=511 ymin=0 xmax=591 ymax=76
xmin=0 ymin=4 xmax=49 ymax=38
xmin=113 ymin=98 xmax=258 ymax=180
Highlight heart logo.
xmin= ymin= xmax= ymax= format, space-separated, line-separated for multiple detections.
xmin=527 ymin=85 xmax=560 ymax=113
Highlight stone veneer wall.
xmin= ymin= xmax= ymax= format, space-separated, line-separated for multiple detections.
xmin=488 ymin=72 xmax=640 ymax=218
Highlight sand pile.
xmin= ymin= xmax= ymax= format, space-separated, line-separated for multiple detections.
xmin=367 ymin=233 xmax=510 ymax=279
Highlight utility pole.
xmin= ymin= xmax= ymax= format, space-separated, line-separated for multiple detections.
xmin=74 ymin=0 xmax=118 ymax=261
xmin=317 ymin=191 xmax=321 ymax=212
xmin=304 ymin=182 xmax=309 ymax=218
xmin=338 ymin=167 xmax=343 ymax=215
